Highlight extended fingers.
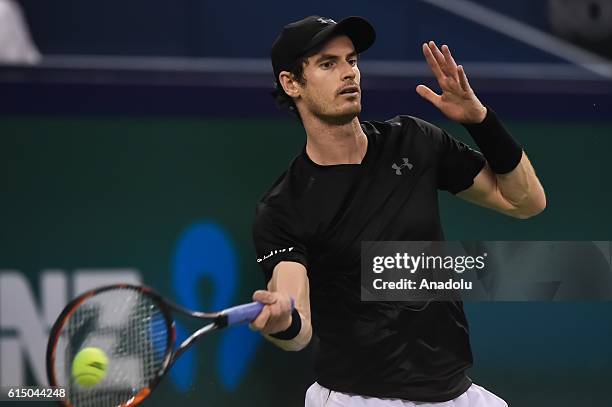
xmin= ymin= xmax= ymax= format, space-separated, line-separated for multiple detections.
xmin=440 ymin=44 xmax=459 ymax=80
xmin=422 ymin=42 xmax=444 ymax=81
xmin=427 ymin=41 xmax=447 ymax=71
xmin=458 ymin=65 xmax=471 ymax=92
xmin=424 ymin=41 xmax=461 ymax=82
xmin=416 ymin=84 xmax=441 ymax=108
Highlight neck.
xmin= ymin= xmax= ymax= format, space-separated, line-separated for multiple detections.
xmin=302 ymin=115 xmax=368 ymax=165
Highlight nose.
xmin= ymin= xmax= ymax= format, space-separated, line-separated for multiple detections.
xmin=340 ymin=60 xmax=357 ymax=81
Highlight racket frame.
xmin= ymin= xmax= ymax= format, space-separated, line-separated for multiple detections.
xmin=46 ymin=283 xmax=238 ymax=407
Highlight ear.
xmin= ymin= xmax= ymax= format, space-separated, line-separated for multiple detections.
xmin=278 ymin=71 xmax=302 ymax=98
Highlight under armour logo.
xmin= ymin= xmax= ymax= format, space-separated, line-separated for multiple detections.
xmin=392 ymin=158 xmax=413 ymax=175
xmin=316 ymin=17 xmax=336 ymax=25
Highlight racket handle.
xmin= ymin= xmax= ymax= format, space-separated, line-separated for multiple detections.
xmin=225 ymin=302 xmax=265 ymax=326
xmin=225 ymin=298 xmax=295 ymax=327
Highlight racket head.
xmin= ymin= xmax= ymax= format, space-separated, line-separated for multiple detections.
xmin=46 ymin=284 xmax=175 ymax=407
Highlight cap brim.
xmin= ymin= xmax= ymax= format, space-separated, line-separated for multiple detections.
xmin=302 ymin=16 xmax=376 ymax=56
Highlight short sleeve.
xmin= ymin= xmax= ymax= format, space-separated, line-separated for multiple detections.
xmin=414 ymin=117 xmax=485 ymax=194
xmin=252 ymin=202 xmax=308 ymax=283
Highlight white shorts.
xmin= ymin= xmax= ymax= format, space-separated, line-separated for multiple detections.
xmin=305 ymin=382 xmax=508 ymax=407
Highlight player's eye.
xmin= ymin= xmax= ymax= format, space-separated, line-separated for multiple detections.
xmin=320 ymin=61 xmax=334 ymax=69
xmin=348 ymin=58 xmax=358 ymax=66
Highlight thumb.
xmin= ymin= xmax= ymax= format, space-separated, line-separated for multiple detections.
xmin=252 ymin=290 xmax=277 ymax=304
xmin=416 ymin=85 xmax=441 ymax=107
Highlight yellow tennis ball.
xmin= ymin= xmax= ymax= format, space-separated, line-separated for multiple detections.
xmin=71 ymin=347 xmax=108 ymax=387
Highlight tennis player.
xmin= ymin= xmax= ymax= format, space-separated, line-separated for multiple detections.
xmin=251 ymin=16 xmax=546 ymax=406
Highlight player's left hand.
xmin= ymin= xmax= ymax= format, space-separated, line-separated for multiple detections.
xmin=417 ymin=41 xmax=487 ymax=124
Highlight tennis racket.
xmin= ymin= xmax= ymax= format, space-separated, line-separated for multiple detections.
xmin=46 ymin=283 xmax=277 ymax=407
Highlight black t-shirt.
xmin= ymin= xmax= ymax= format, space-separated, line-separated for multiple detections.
xmin=253 ymin=116 xmax=486 ymax=402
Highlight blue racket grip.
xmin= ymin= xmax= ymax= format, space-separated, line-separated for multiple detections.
xmin=225 ymin=298 xmax=295 ymax=327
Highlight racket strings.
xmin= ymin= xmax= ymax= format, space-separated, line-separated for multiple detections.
xmin=54 ymin=288 xmax=170 ymax=407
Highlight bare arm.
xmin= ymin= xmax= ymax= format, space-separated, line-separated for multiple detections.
xmin=250 ymin=261 xmax=312 ymax=351
xmin=417 ymin=41 xmax=546 ymax=218
xmin=456 ymin=152 xmax=546 ymax=219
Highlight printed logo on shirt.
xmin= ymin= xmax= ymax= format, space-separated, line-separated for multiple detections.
xmin=392 ymin=158 xmax=413 ymax=175
xmin=257 ymin=247 xmax=294 ymax=263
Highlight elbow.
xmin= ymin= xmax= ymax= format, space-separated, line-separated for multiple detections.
xmin=514 ymin=192 xmax=547 ymax=219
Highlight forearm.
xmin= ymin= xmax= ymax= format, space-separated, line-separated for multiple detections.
xmin=495 ymin=152 xmax=546 ymax=217
xmin=460 ymin=107 xmax=546 ymax=218
xmin=264 ymin=261 xmax=313 ymax=351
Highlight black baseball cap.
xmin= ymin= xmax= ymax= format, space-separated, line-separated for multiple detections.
xmin=271 ymin=15 xmax=376 ymax=81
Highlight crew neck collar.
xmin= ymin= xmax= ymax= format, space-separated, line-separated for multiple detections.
xmin=302 ymin=123 xmax=373 ymax=169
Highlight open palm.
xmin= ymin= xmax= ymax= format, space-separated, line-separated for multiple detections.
xmin=417 ymin=41 xmax=487 ymax=124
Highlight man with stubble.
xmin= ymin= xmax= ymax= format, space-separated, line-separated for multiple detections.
xmin=250 ymin=15 xmax=545 ymax=407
